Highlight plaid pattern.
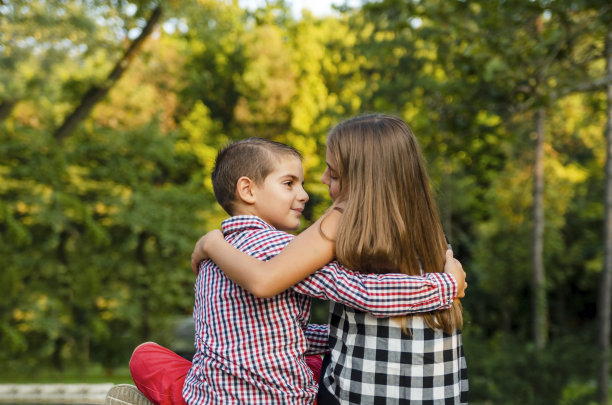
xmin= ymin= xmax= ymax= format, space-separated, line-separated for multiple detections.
xmin=295 ymin=266 xmax=456 ymax=317
xmin=183 ymin=215 xmax=458 ymax=404
xmin=183 ymin=216 xmax=320 ymax=405
xmin=321 ymin=304 xmax=468 ymax=404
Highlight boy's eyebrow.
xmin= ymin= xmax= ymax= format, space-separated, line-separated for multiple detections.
xmin=278 ymin=174 xmax=301 ymax=181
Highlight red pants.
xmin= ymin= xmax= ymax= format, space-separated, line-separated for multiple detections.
xmin=130 ymin=342 xmax=191 ymax=405
xmin=130 ymin=342 xmax=322 ymax=405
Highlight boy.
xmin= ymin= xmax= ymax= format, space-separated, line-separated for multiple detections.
xmin=109 ymin=138 xmax=461 ymax=405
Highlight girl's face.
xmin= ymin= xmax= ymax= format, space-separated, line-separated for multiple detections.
xmin=321 ymin=146 xmax=341 ymax=201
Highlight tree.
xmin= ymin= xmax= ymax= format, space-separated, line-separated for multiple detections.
xmin=532 ymin=106 xmax=547 ymax=348
xmin=598 ymin=21 xmax=612 ymax=405
xmin=54 ymin=4 xmax=163 ymax=142
xmin=531 ymin=13 xmax=549 ymax=350
xmin=0 ymin=0 xmax=119 ymax=124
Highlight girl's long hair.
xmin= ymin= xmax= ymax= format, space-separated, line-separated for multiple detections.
xmin=328 ymin=114 xmax=462 ymax=334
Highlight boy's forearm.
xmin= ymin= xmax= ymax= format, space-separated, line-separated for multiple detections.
xmin=293 ymin=265 xmax=457 ymax=317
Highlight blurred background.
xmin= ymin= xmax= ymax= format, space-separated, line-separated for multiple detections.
xmin=1 ymin=0 xmax=611 ymax=403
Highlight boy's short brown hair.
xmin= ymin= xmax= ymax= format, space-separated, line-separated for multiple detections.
xmin=212 ymin=138 xmax=302 ymax=215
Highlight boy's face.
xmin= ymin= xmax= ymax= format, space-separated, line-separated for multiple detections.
xmin=252 ymin=156 xmax=309 ymax=231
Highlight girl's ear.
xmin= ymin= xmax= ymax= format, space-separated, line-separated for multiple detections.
xmin=235 ymin=176 xmax=257 ymax=204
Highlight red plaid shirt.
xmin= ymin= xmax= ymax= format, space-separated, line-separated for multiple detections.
xmin=182 ymin=216 xmax=457 ymax=404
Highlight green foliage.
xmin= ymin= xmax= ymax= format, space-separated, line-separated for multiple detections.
xmin=465 ymin=327 xmax=600 ymax=404
xmin=0 ymin=120 xmax=212 ymax=372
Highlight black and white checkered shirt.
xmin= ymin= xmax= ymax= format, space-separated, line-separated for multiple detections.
xmin=320 ymin=302 xmax=468 ymax=404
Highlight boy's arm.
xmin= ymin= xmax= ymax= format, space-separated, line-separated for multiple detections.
xmin=303 ymin=323 xmax=329 ymax=355
xmin=292 ymin=259 xmax=458 ymax=317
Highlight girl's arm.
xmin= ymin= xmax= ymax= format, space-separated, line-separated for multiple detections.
xmin=191 ymin=210 xmax=342 ymax=298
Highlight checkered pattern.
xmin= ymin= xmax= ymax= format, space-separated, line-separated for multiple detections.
xmin=182 ymin=215 xmax=459 ymax=404
xmin=321 ymin=304 xmax=468 ymax=404
xmin=295 ymin=266 xmax=456 ymax=317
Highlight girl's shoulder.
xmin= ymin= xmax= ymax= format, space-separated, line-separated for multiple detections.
xmin=319 ymin=205 xmax=343 ymax=242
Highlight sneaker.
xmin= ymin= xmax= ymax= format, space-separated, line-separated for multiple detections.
xmin=105 ymin=384 xmax=154 ymax=405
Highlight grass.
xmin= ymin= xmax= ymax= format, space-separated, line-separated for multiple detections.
xmin=0 ymin=364 xmax=133 ymax=385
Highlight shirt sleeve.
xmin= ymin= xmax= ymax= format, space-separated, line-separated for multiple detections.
xmin=303 ymin=323 xmax=329 ymax=355
xmin=292 ymin=261 xmax=457 ymax=317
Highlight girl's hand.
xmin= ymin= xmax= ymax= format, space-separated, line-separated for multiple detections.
xmin=191 ymin=229 xmax=224 ymax=274
xmin=444 ymin=249 xmax=467 ymax=298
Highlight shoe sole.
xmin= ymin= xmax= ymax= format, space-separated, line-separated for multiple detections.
xmin=105 ymin=384 xmax=153 ymax=405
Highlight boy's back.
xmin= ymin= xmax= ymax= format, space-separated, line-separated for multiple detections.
xmin=182 ymin=216 xmax=325 ymax=404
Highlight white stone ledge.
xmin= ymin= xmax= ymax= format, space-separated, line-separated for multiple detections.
xmin=0 ymin=383 xmax=114 ymax=404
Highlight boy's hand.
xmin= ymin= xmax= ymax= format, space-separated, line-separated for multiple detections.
xmin=444 ymin=249 xmax=467 ymax=298
xmin=191 ymin=229 xmax=224 ymax=274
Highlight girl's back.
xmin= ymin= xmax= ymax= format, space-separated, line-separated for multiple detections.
xmin=322 ymin=303 xmax=467 ymax=404
xmin=320 ymin=114 xmax=467 ymax=404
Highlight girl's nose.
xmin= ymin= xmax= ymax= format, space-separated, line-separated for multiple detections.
xmin=321 ymin=168 xmax=330 ymax=186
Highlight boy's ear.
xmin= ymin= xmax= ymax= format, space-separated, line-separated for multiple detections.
xmin=235 ymin=176 xmax=257 ymax=205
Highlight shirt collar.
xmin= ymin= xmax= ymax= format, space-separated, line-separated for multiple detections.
xmin=221 ymin=215 xmax=276 ymax=236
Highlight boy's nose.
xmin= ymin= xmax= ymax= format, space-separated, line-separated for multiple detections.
xmin=298 ymin=186 xmax=309 ymax=202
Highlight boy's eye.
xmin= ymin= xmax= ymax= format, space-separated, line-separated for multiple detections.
xmin=283 ymin=181 xmax=293 ymax=187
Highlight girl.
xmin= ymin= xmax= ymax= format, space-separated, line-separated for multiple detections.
xmin=192 ymin=114 xmax=467 ymax=404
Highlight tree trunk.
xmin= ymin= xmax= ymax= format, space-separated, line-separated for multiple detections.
xmin=442 ymin=157 xmax=453 ymax=246
xmin=53 ymin=5 xmax=162 ymax=143
xmin=532 ymin=106 xmax=548 ymax=350
xmin=598 ymin=26 xmax=612 ymax=405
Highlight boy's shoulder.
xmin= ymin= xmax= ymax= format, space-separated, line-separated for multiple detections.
xmin=223 ymin=216 xmax=295 ymax=260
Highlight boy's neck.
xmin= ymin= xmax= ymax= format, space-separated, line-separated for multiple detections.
xmin=231 ymin=203 xmax=259 ymax=218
